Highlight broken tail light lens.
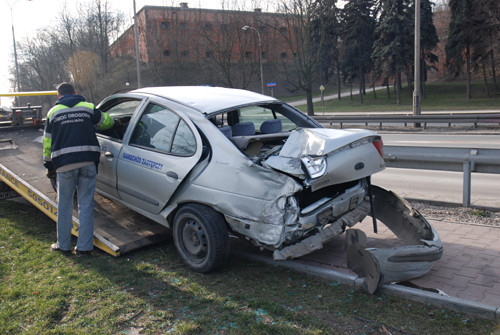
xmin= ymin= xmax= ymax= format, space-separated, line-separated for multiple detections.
xmin=373 ymin=138 xmax=384 ymax=158
xmin=301 ymin=156 xmax=327 ymax=179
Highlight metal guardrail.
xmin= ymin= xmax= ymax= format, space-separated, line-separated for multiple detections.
xmin=384 ymin=146 xmax=500 ymax=207
xmin=313 ymin=113 xmax=500 ymax=129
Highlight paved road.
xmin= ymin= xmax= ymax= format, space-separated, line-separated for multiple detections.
xmin=374 ymin=133 xmax=500 ymax=208
xmin=381 ymin=133 xmax=500 ymax=149
xmin=372 ymin=168 xmax=500 ymax=208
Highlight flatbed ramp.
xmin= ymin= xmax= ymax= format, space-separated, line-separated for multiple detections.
xmin=0 ymin=127 xmax=170 ymax=256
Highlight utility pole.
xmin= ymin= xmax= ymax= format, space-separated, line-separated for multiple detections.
xmin=4 ymin=0 xmax=32 ymax=106
xmin=133 ymin=0 xmax=142 ymax=88
xmin=413 ymin=0 xmax=421 ymax=127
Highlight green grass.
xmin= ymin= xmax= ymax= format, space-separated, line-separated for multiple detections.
xmin=289 ymin=81 xmax=500 ymax=114
xmin=0 ymin=198 xmax=498 ymax=334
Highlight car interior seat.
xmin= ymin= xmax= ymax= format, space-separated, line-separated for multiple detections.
xmin=260 ymin=119 xmax=282 ymax=134
xmin=219 ymin=126 xmax=233 ymax=138
xmin=232 ymin=122 xmax=255 ymax=136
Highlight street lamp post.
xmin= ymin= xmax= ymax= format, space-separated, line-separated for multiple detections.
xmin=3 ymin=0 xmax=31 ymax=106
xmin=242 ymin=25 xmax=264 ymax=95
xmin=413 ymin=0 xmax=421 ymax=126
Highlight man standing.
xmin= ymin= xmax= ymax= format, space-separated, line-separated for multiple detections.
xmin=43 ymin=82 xmax=114 ymax=256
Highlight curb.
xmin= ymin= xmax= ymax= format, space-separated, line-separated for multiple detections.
xmin=234 ymin=250 xmax=500 ymax=321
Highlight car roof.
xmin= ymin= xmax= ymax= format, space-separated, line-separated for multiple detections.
xmin=130 ymin=86 xmax=279 ymax=114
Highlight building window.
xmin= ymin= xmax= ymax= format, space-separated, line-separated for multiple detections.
xmin=244 ymin=51 xmax=252 ymax=59
xmin=205 ymin=50 xmax=214 ymax=58
xmin=181 ymin=50 xmax=189 ymax=57
xmin=221 ymin=23 xmax=228 ymax=31
xmin=280 ymin=52 xmax=287 ymax=59
xmin=279 ymin=27 xmax=287 ymax=34
xmin=161 ymin=21 xmax=169 ymax=29
xmin=179 ymin=22 xmax=188 ymax=30
xmin=163 ymin=50 xmax=171 ymax=57
xmin=261 ymin=51 xmax=266 ymax=59
xmin=204 ymin=22 xmax=213 ymax=31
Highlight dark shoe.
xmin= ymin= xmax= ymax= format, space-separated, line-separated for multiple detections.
xmin=51 ymin=243 xmax=71 ymax=254
xmin=73 ymin=248 xmax=92 ymax=257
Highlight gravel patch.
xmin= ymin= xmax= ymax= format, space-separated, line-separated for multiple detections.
xmin=410 ymin=201 xmax=500 ymax=227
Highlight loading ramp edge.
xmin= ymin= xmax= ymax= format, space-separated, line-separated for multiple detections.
xmin=0 ymin=163 xmax=121 ymax=256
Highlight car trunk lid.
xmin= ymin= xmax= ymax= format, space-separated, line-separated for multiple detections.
xmin=263 ymin=128 xmax=385 ymax=191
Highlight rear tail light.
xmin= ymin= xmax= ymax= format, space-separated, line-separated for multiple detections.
xmin=301 ymin=156 xmax=327 ymax=179
xmin=373 ymin=138 xmax=384 ymax=158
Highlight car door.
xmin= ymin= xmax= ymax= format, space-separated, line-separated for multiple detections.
xmin=96 ymin=97 xmax=145 ymax=198
xmin=116 ymin=102 xmax=203 ymax=215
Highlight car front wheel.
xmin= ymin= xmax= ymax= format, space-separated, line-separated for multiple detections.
xmin=173 ymin=204 xmax=229 ymax=273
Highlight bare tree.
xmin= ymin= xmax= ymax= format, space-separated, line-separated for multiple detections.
xmin=195 ymin=8 xmax=256 ymax=88
xmin=141 ymin=5 xmax=180 ymax=85
xmin=67 ymin=51 xmax=101 ymax=101
xmin=16 ymin=30 xmax=68 ymax=108
xmin=77 ymin=0 xmax=123 ymax=73
xmin=274 ymin=0 xmax=325 ymax=116
xmin=12 ymin=0 xmax=125 ymax=102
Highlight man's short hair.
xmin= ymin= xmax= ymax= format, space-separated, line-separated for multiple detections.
xmin=57 ymin=82 xmax=76 ymax=96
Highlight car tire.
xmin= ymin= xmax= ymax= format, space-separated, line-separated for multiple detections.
xmin=173 ymin=204 xmax=230 ymax=273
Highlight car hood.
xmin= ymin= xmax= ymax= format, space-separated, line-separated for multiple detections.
xmin=263 ymin=128 xmax=385 ymax=187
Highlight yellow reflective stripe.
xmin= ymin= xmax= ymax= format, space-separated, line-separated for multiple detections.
xmin=97 ymin=111 xmax=114 ymax=130
xmin=43 ymin=128 xmax=52 ymax=159
xmin=51 ymin=145 xmax=100 ymax=158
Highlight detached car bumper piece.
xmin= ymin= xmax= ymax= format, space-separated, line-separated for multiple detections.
xmin=346 ymin=185 xmax=443 ymax=294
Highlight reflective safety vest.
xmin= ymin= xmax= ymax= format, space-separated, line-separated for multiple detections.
xmin=43 ymin=100 xmax=113 ymax=170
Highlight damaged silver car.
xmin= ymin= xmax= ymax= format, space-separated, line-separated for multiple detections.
xmin=96 ymin=86 xmax=442 ymax=292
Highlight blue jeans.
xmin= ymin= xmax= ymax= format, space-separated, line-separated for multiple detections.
xmin=56 ymin=164 xmax=97 ymax=251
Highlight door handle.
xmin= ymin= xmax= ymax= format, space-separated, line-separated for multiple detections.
xmin=104 ymin=151 xmax=114 ymax=158
xmin=166 ymin=171 xmax=178 ymax=179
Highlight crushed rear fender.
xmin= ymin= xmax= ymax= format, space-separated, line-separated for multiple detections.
xmin=346 ymin=185 xmax=443 ymax=294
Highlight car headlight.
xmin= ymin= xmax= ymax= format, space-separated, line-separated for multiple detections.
xmin=301 ymin=156 xmax=327 ymax=179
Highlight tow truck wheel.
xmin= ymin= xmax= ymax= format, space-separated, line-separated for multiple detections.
xmin=173 ymin=204 xmax=229 ymax=273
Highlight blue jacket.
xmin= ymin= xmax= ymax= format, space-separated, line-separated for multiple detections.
xmin=43 ymin=95 xmax=113 ymax=170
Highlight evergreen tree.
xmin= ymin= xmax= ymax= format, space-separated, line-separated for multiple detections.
xmin=447 ymin=0 xmax=497 ymax=98
xmin=446 ymin=0 xmax=475 ymax=99
xmin=476 ymin=0 xmax=499 ymax=93
xmin=313 ymin=0 xmax=341 ymax=99
xmin=340 ymin=0 xmax=376 ymax=103
xmin=415 ymin=0 xmax=439 ymax=98
xmin=372 ymin=0 xmax=413 ymax=104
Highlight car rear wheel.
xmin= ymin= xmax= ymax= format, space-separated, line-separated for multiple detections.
xmin=173 ymin=204 xmax=229 ymax=273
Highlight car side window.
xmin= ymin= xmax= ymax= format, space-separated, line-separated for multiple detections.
xmin=129 ymin=103 xmax=196 ymax=156
xmin=103 ymin=100 xmax=141 ymax=117
xmin=171 ymin=119 xmax=196 ymax=155
xmin=97 ymin=99 xmax=142 ymax=139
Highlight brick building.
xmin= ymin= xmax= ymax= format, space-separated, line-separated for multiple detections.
xmin=111 ymin=3 xmax=296 ymax=93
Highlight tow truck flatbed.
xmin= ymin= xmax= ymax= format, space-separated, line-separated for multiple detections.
xmin=0 ymin=127 xmax=170 ymax=256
